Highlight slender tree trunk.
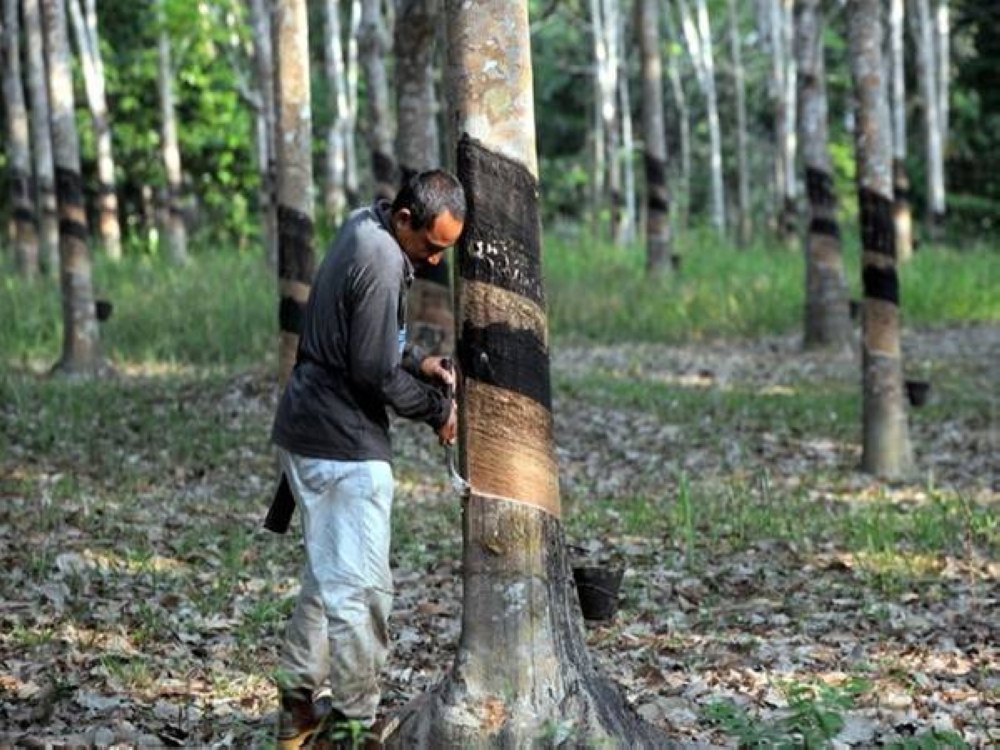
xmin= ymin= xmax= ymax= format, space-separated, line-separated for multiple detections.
xmin=796 ymin=0 xmax=850 ymax=349
xmin=934 ymin=0 xmax=948 ymax=150
xmin=589 ymin=0 xmax=606 ymax=237
xmin=603 ymin=0 xmax=624 ymax=245
xmin=848 ymin=0 xmax=914 ymax=479
xmin=911 ymin=0 xmax=945 ymax=237
xmin=67 ymin=0 xmax=120 ymax=260
xmin=344 ymin=0 xmax=361 ymax=205
xmin=678 ymin=0 xmax=725 ymax=233
xmin=889 ymin=0 xmax=913 ymax=261
xmin=2 ymin=0 xmax=39 ymax=277
xmin=663 ymin=2 xmax=690 ymax=229
xmin=617 ymin=5 xmax=636 ymax=245
xmin=250 ymin=0 xmax=278 ymax=268
xmin=322 ymin=0 xmax=347 ymax=223
xmin=24 ymin=0 xmax=58 ymax=274
xmin=43 ymin=0 xmax=105 ymax=375
xmin=387 ymin=1 xmax=665 ymax=746
xmin=395 ymin=0 xmax=452 ymax=354
xmin=780 ymin=0 xmax=798 ymax=237
xmin=359 ymin=0 xmax=395 ymax=199
xmin=728 ymin=0 xmax=751 ymax=246
xmin=274 ymin=0 xmax=315 ymax=389
xmin=156 ymin=0 xmax=187 ymax=263
xmin=638 ymin=0 xmax=672 ymax=272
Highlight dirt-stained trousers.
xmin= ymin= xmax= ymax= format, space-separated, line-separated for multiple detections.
xmin=275 ymin=447 xmax=394 ymax=724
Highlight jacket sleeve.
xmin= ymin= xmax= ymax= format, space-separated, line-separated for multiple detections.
xmin=347 ymin=263 xmax=450 ymax=429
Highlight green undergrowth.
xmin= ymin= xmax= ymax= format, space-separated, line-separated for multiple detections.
xmin=544 ymin=225 xmax=999 ymax=343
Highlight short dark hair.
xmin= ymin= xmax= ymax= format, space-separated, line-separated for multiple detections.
xmin=392 ymin=169 xmax=466 ymax=230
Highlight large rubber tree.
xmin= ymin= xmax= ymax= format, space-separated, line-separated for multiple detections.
xmin=386 ymin=1 xmax=663 ymax=746
xmin=274 ymin=0 xmax=315 ymax=389
xmin=43 ymin=0 xmax=105 ymax=375
xmin=796 ymin=0 xmax=850 ymax=349
xmin=395 ymin=0 xmax=453 ymax=354
xmin=848 ymin=0 xmax=914 ymax=478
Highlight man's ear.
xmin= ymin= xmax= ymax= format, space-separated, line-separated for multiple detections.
xmin=396 ymin=207 xmax=413 ymax=228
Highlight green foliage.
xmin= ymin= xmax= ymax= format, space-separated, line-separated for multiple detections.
xmin=705 ymin=678 xmax=872 ymax=748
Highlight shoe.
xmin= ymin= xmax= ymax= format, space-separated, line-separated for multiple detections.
xmin=277 ymin=689 xmax=335 ymax=750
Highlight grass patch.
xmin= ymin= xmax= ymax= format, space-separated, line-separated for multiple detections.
xmin=544 ymin=226 xmax=999 ymax=343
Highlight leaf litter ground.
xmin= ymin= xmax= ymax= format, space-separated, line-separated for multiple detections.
xmin=0 ymin=324 xmax=996 ymax=747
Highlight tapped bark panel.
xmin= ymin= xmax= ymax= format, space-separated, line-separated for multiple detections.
xmin=456 ymin=135 xmax=544 ymax=307
xmin=458 ymin=321 xmax=550 ymax=410
xmin=458 ymin=280 xmax=547 ymax=347
xmin=808 ymin=233 xmax=844 ymax=268
xmin=859 ymin=187 xmax=896 ymax=258
xmin=863 ymin=298 xmax=901 ymax=357
xmin=277 ymin=204 xmax=315 ymax=284
xmin=464 ymin=380 xmax=560 ymax=517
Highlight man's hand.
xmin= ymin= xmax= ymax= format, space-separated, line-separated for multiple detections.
xmin=420 ymin=355 xmax=456 ymax=388
xmin=437 ymin=400 xmax=458 ymax=446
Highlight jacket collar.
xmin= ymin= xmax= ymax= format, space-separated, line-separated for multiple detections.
xmin=373 ymin=199 xmax=414 ymax=283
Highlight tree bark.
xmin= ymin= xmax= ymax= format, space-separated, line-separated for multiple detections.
xmin=638 ymin=0 xmax=672 ymax=273
xmin=796 ymin=0 xmax=850 ymax=349
xmin=2 ymin=0 xmax=39 ymax=277
xmin=889 ymin=0 xmax=913 ymax=262
xmin=250 ymin=0 xmax=278 ymax=268
xmin=386 ymin=1 xmax=666 ymax=746
xmin=322 ymin=0 xmax=348 ymax=223
xmin=23 ymin=0 xmax=59 ymax=274
xmin=934 ymin=0 xmax=948 ymax=151
xmin=663 ymin=2 xmax=690 ymax=229
xmin=395 ymin=0 xmax=452 ymax=355
xmin=156 ymin=0 xmax=187 ymax=263
xmin=273 ymin=0 xmax=315 ymax=389
xmin=910 ymin=0 xmax=945 ymax=236
xmin=42 ymin=0 xmax=106 ymax=375
xmin=359 ymin=0 xmax=396 ymax=200
xmin=678 ymin=0 xmax=726 ymax=234
xmin=617 ymin=4 xmax=636 ymax=246
xmin=67 ymin=0 xmax=120 ymax=260
xmin=848 ymin=0 xmax=914 ymax=479
xmin=589 ymin=0 xmax=606 ymax=237
xmin=728 ymin=0 xmax=751 ymax=246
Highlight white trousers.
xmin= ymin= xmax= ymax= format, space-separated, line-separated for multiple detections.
xmin=276 ymin=447 xmax=394 ymax=723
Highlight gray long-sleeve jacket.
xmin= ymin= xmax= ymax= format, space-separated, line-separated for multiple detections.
xmin=271 ymin=200 xmax=450 ymax=462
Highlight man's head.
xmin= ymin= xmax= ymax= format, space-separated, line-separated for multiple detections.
xmin=391 ymin=170 xmax=466 ymax=268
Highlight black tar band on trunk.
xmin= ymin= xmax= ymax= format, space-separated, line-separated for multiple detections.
xmin=863 ymin=265 xmax=900 ymax=305
xmin=809 ymin=217 xmax=840 ymax=239
xmin=458 ymin=321 xmax=551 ymax=410
xmin=456 ymin=134 xmax=545 ymax=307
xmin=279 ymin=296 xmax=305 ymax=334
xmin=13 ymin=207 xmax=36 ymax=224
xmin=859 ymin=187 xmax=895 ymax=257
xmin=805 ymin=167 xmax=836 ymax=210
xmin=55 ymin=167 xmax=85 ymax=208
xmin=893 ymin=185 xmax=911 ymax=203
xmin=277 ymin=204 xmax=315 ymax=284
xmin=644 ymin=153 xmax=669 ymax=213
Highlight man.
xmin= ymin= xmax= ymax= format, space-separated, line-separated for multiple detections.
xmin=270 ymin=170 xmax=465 ymax=748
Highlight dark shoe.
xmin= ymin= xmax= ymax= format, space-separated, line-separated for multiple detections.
xmin=277 ymin=690 xmax=334 ymax=750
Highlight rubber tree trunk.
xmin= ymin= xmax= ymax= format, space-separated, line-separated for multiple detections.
xmin=250 ymin=0 xmax=278 ymax=268
xmin=848 ymin=0 xmax=914 ymax=479
xmin=386 ymin=1 xmax=665 ymax=746
xmin=156 ymin=0 xmax=187 ymax=264
xmin=910 ymin=0 xmax=945 ymax=237
xmin=321 ymin=0 xmax=348 ymax=224
xmin=678 ymin=0 xmax=726 ymax=234
xmin=2 ymin=0 xmax=39 ymax=278
xmin=588 ymin=0 xmax=606 ymax=237
xmin=395 ymin=0 xmax=452 ymax=355
xmin=889 ymin=0 xmax=913 ymax=262
xmin=616 ymin=5 xmax=636 ymax=246
xmin=637 ymin=0 xmax=672 ymax=273
xmin=934 ymin=0 xmax=948 ymax=152
xmin=43 ymin=0 xmax=105 ymax=375
xmin=593 ymin=0 xmax=624 ymax=245
xmin=663 ymin=3 xmax=690 ymax=229
xmin=795 ymin=0 xmax=850 ymax=349
xmin=728 ymin=0 xmax=751 ymax=246
xmin=344 ymin=0 xmax=361 ymax=205
xmin=67 ymin=0 xmax=120 ymax=260
xmin=24 ymin=0 xmax=59 ymax=274
xmin=359 ymin=0 xmax=396 ymax=200
xmin=274 ymin=0 xmax=315 ymax=389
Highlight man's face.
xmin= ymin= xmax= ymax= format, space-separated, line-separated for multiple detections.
xmin=396 ymin=209 xmax=464 ymax=268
